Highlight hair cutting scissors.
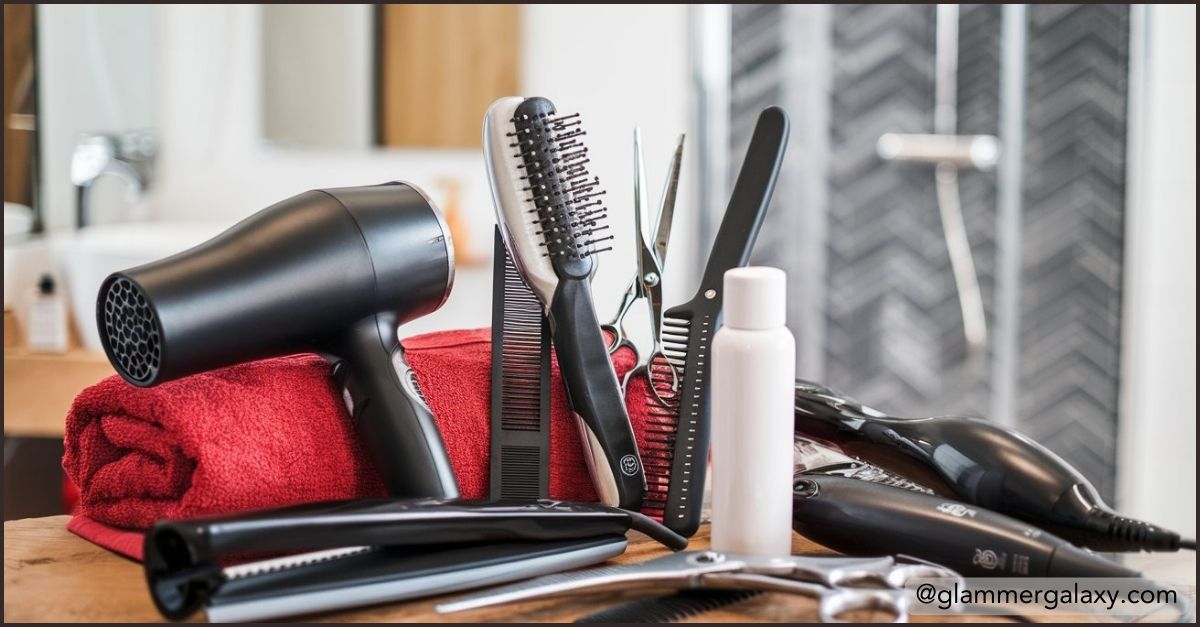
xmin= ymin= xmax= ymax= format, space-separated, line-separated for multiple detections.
xmin=601 ymin=132 xmax=684 ymax=377
xmin=438 ymin=549 xmax=962 ymax=623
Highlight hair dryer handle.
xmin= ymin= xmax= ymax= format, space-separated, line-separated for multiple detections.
xmin=331 ymin=313 xmax=459 ymax=499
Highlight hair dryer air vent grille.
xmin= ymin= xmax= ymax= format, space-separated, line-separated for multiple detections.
xmin=100 ymin=276 xmax=162 ymax=384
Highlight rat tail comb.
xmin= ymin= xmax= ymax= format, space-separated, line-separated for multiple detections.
xmin=639 ymin=107 xmax=789 ymax=535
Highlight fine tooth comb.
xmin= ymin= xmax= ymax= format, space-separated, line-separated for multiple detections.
xmin=642 ymin=107 xmax=790 ymax=536
xmin=484 ymin=96 xmax=645 ymax=509
xmin=490 ymin=227 xmax=552 ymax=500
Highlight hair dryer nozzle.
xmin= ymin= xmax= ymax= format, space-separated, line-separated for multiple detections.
xmin=99 ymin=275 xmax=164 ymax=384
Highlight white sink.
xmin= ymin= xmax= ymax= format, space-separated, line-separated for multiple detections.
xmin=5 ymin=222 xmax=227 ymax=352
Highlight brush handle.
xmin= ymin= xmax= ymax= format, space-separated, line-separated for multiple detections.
xmin=331 ymin=312 xmax=459 ymax=499
xmin=548 ymin=277 xmax=646 ymax=509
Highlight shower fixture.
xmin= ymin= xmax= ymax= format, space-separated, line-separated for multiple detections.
xmin=876 ymin=4 xmax=998 ymax=365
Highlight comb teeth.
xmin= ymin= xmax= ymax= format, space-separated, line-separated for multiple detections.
xmin=491 ymin=228 xmax=552 ymax=501
xmin=498 ymin=445 xmax=542 ymax=500
xmin=510 ymin=101 xmax=611 ymax=261
xmin=640 ymin=312 xmax=691 ymax=519
xmin=640 ymin=309 xmax=715 ymax=531
xmin=499 ymin=255 xmax=546 ymax=433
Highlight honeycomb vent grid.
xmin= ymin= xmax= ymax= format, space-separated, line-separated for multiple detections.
xmin=101 ymin=277 xmax=162 ymax=383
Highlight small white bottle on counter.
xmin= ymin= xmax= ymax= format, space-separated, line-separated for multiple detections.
xmin=27 ymin=274 xmax=69 ymax=353
xmin=710 ymin=266 xmax=795 ymax=556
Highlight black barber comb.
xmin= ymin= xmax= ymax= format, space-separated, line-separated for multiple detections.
xmin=490 ymin=227 xmax=552 ymax=500
xmin=640 ymin=107 xmax=789 ymax=535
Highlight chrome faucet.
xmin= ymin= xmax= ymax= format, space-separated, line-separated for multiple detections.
xmin=70 ymin=129 xmax=155 ymax=227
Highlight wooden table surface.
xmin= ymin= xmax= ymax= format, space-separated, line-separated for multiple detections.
xmin=4 ymin=346 xmax=113 ymax=438
xmin=3 ymin=516 xmax=1103 ymax=623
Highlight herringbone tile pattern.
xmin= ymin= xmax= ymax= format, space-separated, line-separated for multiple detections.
xmin=1018 ymin=4 xmax=1129 ymax=500
xmin=728 ymin=4 xmax=1128 ymax=500
xmin=825 ymin=4 xmax=984 ymax=414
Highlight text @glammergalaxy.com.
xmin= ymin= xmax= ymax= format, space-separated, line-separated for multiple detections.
xmin=905 ymin=577 xmax=1193 ymax=619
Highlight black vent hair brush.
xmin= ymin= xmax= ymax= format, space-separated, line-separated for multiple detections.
xmin=484 ymin=96 xmax=645 ymax=509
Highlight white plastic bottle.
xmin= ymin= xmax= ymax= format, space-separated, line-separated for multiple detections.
xmin=710 ymin=266 xmax=795 ymax=556
xmin=27 ymin=274 xmax=69 ymax=353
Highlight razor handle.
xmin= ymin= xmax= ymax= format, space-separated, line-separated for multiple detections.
xmin=330 ymin=312 xmax=459 ymax=499
xmin=548 ymin=277 xmax=646 ymax=510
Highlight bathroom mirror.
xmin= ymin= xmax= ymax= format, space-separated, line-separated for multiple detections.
xmin=32 ymin=4 xmax=157 ymax=231
xmin=261 ymin=4 xmax=520 ymax=150
xmin=4 ymin=4 xmax=39 ymax=235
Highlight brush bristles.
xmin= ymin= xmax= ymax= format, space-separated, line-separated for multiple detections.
xmin=508 ymin=105 xmax=612 ymax=261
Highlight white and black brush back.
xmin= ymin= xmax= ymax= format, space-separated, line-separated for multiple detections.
xmin=485 ymin=96 xmax=645 ymax=509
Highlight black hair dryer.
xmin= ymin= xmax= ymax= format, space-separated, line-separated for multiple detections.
xmin=96 ymin=182 xmax=459 ymax=499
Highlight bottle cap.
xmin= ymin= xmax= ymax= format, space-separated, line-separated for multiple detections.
xmin=723 ymin=266 xmax=786 ymax=330
xmin=38 ymin=274 xmax=56 ymax=295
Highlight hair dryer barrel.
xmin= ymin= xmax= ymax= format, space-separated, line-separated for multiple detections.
xmin=97 ymin=182 xmax=454 ymax=387
xmin=97 ymin=181 xmax=459 ymax=499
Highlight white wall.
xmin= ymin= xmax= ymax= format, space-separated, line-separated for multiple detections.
xmin=520 ymin=5 xmax=696 ymax=345
xmin=1118 ymin=4 xmax=1197 ymax=536
xmin=37 ymin=4 xmax=156 ymax=230
xmin=261 ymin=5 xmax=373 ymax=149
xmin=149 ymin=4 xmax=694 ymax=338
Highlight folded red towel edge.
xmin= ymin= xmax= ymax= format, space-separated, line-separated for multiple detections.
xmin=67 ymin=515 xmax=144 ymax=561
xmin=63 ymin=327 xmax=641 ymax=561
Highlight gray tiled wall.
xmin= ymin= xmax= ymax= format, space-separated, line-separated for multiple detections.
xmin=729 ymin=4 xmax=1128 ymax=500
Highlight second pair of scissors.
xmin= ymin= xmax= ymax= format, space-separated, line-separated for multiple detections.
xmin=437 ymin=549 xmax=963 ymax=623
xmin=602 ymin=131 xmax=685 ymax=405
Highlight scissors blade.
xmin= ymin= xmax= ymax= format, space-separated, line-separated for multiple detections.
xmin=436 ymin=551 xmax=736 ymax=614
xmin=652 ymin=133 xmax=685 ymax=266
xmin=775 ymin=554 xmax=910 ymax=588
xmin=437 ymin=564 xmax=654 ymax=614
xmin=700 ymin=572 xmax=908 ymax=623
xmin=633 ymin=128 xmax=659 ymax=295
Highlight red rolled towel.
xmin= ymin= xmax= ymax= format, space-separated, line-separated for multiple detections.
xmin=63 ymin=328 xmax=645 ymax=559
